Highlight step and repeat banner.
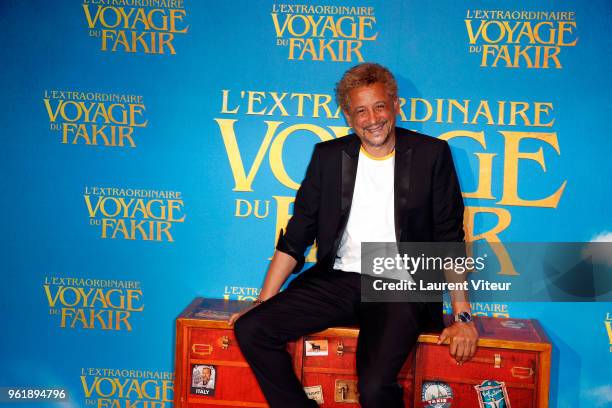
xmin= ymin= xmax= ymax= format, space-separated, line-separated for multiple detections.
xmin=1 ymin=0 xmax=611 ymax=407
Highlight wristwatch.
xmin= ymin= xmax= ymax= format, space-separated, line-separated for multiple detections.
xmin=455 ymin=311 xmax=473 ymax=323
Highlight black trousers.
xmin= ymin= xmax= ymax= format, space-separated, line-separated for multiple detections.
xmin=234 ymin=267 xmax=443 ymax=408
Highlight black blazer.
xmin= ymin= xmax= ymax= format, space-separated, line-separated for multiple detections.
xmin=277 ymin=127 xmax=465 ymax=274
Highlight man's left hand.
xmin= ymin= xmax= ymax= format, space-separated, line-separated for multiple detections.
xmin=437 ymin=321 xmax=479 ymax=364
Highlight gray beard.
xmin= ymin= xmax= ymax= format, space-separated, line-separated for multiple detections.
xmin=362 ymin=130 xmax=391 ymax=147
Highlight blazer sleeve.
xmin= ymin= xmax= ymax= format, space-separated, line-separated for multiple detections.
xmin=276 ymin=144 xmax=322 ymax=272
xmin=432 ymin=141 xmax=465 ymax=243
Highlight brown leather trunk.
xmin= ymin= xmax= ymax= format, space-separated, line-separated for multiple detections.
xmin=174 ymin=298 xmax=551 ymax=408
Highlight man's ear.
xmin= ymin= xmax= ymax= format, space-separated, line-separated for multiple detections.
xmin=343 ymin=109 xmax=352 ymax=127
xmin=393 ymin=97 xmax=400 ymax=115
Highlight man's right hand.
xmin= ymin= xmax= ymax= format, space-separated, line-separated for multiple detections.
xmin=228 ymin=250 xmax=297 ymax=326
xmin=228 ymin=303 xmax=258 ymax=326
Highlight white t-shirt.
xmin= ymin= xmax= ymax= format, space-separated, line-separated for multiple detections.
xmin=333 ymin=147 xmax=397 ymax=273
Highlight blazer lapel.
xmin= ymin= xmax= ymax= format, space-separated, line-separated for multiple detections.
xmin=339 ymin=136 xmax=360 ymax=233
xmin=394 ymin=133 xmax=413 ymax=242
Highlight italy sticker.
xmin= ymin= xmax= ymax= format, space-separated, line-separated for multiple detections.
xmin=191 ymin=364 xmax=216 ymax=397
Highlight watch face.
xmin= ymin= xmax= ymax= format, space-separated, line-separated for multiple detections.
xmin=459 ymin=312 xmax=472 ymax=322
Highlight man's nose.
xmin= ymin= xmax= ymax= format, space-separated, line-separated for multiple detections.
xmin=364 ymin=108 xmax=377 ymax=125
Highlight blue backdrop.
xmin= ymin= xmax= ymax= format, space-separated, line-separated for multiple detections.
xmin=1 ymin=0 xmax=611 ymax=407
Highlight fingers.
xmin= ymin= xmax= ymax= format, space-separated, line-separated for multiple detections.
xmin=228 ymin=312 xmax=240 ymax=326
xmin=454 ymin=339 xmax=466 ymax=363
xmin=456 ymin=339 xmax=478 ymax=364
xmin=458 ymin=342 xmax=472 ymax=363
xmin=228 ymin=304 xmax=257 ymax=326
xmin=463 ymin=326 xmax=478 ymax=362
xmin=442 ymin=323 xmax=479 ymax=364
xmin=437 ymin=329 xmax=449 ymax=345
xmin=449 ymin=336 xmax=458 ymax=358
xmin=469 ymin=342 xmax=477 ymax=360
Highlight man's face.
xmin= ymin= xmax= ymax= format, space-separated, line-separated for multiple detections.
xmin=343 ymin=82 xmax=399 ymax=150
xmin=201 ymin=368 xmax=211 ymax=384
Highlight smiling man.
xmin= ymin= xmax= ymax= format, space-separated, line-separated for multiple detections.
xmin=231 ymin=63 xmax=477 ymax=408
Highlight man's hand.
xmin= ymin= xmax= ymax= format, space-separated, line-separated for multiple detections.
xmin=437 ymin=321 xmax=479 ymax=364
xmin=228 ymin=251 xmax=297 ymax=326
xmin=228 ymin=305 xmax=255 ymax=326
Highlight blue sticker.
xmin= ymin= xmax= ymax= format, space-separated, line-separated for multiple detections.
xmin=475 ymin=380 xmax=511 ymax=408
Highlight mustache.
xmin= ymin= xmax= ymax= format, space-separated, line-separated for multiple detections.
xmin=365 ymin=121 xmax=387 ymax=131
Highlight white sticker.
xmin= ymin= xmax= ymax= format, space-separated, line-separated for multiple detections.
xmin=305 ymin=339 xmax=329 ymax=356
xmin=304 ymin=385 xmax=324 ymax=404
xmin=500 ymin=320 xmax=526 ymax=329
